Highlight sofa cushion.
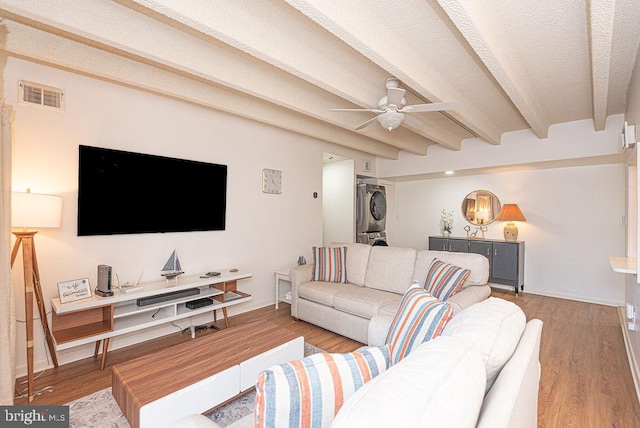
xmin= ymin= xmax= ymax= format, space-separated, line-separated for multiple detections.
xmin=375 ymin=299 xmax=400 ymax=317
xmin=385 ymin=282 xmax=452 ymax=364
xmin=312 ymin=246 xmax=347 ymax=283
xmin=331 ymin=242 xmax=371 ymax=286
xmin=333 ymin=336 xmax=486 ymax=428
xmin=442 ymin=297 xmax=526 ymax=392
xmin=333 ymin=287 xmax=400 ymax=319
xmin=364 ymin=246 xmax=417 ymax=294
xmin=446 ymin=284 xmax=492 ymax=315
xmin=424 ymin=258 xmax=471 ymax=300
xmin=298 ymin=282 xmax=360 ymax=308
xmin=255 ymin=345 xmax=391 ymax=428
xmin=414 ymin=250 xmax=489 ymax=288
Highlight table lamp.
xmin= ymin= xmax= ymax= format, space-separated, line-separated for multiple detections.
xmin=494 ymin=204 xmax=526 ymax=242
xmin=11 ymin=189 xmax=62 ymax=401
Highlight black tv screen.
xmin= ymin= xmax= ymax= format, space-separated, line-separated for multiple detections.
xmin=78 ymin=145 xmax=227 ymax=236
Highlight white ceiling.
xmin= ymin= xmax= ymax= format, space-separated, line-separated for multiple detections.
xmin=1 ymin=0 xmax=640 ymax=160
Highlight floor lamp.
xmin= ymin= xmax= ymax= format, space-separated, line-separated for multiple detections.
xmin=10 ymin=189 xmax=62 ymax=402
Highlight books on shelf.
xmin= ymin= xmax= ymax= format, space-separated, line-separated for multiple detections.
xmin=223 ymin=291 xmax=243 ymax=301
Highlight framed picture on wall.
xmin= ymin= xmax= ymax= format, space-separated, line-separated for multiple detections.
xmin=57 ymin=278 xmax=92 ymax=304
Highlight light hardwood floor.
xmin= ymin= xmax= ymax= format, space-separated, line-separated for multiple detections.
xmin=14 ymin=289 xmax=640 ymax=427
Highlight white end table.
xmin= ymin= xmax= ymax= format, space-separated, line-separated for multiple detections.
xmin=274 ymin=268 xmax=292 ymax=309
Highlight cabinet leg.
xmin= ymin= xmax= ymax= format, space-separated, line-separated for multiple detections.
xmin=94 ymin=341 xmax=100 ymax=358
xmin=222 ymin=307 xmax=230 ymax=328
xmin=213 ymin=310 xmax=217 ymax=322
xmin=100 ymin=338 xmax=110 ymax=370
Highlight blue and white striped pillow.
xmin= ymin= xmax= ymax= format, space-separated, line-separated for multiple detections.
xmin=424 ymin=258 xmax=471 ymax=301
xmin=385 ymin=282 xmax=452 ymax=364
xmin=255 ymin=345 xmax=391 ymax=428
xmin=312 ymin=246 xmax=348 ymax=283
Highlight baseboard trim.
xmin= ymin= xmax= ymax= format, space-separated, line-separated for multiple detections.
xmin=516 ymin=287 xmax=621 ymax=307
xmin=617 ymin=306 xmax=640 ymax=405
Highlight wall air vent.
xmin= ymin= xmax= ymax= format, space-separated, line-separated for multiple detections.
xmin=19 ymin=81 xmax=64 ymax=111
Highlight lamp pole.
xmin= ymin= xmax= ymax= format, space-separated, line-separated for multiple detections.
xmin=10 ymin=231 xmax=59 ymax=402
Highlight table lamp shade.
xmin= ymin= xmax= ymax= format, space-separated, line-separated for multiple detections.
xmin=495 ymin=204 xmax=526 ymax=222
xmin=12 ymin=191 xmax=62 ymax=229
xmin=495 ymin=204 xmax=526 ymax=242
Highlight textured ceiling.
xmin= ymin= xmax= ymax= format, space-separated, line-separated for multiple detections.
xmin=1 ymin=0 xmax=640 ymax=159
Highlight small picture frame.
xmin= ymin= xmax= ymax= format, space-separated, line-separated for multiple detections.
xmin=57 ymin=278 xmax=92 ymax=304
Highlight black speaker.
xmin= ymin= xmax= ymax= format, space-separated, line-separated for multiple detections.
xmin=96 ymin=264 xmax=113 ymax=297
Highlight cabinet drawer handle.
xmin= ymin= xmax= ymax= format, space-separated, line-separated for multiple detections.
xmin=486 ymin=249 xmax=490 ymax=256
xmin=449 ymin=244 xmax=452 ymax=251
xmin=494 ymin=249 xmax=498 ymax=256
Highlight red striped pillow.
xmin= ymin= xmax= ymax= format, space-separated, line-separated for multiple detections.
xmin=385 ymin=282 xmax=452 ymax=364
xmin=424 ymin=258 xmax=471 ymax=300
xmin=312 ymin=246 xmax=348 ymax=283
xmin=255 ymin=345 xmax=391 ymax=428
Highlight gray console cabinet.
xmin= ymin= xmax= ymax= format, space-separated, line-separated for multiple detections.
xmin=429 ymin=237 xmax=469 ymax=253
xmin=428 ymin=236 xmax=525 ymax=293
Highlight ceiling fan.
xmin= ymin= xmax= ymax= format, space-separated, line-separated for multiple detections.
xmin=331 ymin=77 xmax=459 ymax=131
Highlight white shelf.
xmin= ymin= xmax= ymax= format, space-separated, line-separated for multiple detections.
xmin=609 ymin=256 xmax=637 ymax=274
xmin=112 ymin=286 xmax=222 ymax=318
xmin=52 ymin=270 xmax=250 ymax=314
xmin=51 ymin=270 xmax=252 ymax=352
xmin=54 ymin=295 xmax=252 ymax=351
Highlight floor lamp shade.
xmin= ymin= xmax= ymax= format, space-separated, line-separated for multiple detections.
xmin=12 ymin=191 xmax=62 ymax=229
xmin=495 ymin=204 xmax=526 ymax=242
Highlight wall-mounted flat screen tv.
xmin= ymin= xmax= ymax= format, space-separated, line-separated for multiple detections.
xmin=78 ymin=145 xmax=227 ymax=236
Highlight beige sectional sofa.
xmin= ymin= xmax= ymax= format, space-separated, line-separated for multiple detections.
xmin=173 ymin=297 xmax=544 ymax=428
xmin=290 ymin=242 xmax=492 ymax=344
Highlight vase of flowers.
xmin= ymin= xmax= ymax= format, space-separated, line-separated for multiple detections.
xmin=441 ymin=209 xmax=453 ymax=237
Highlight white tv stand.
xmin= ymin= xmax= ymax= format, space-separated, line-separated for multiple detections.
xmin=50 ymin=270 xmax=251 ymax=369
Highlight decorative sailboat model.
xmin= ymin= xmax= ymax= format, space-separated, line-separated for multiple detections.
xmin=161 ymin=250 xmax=184 ymax=281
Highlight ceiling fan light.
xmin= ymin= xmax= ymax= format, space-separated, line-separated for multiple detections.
xmin=377 ymin=111 xmax=404 ymax=131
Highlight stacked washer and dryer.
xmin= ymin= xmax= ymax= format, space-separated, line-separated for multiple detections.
xmin=356 ymin=183 xmax=388 ymax=245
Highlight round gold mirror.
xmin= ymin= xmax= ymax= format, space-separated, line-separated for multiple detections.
xmin=461 ymin=190 xmax=501 ymax=225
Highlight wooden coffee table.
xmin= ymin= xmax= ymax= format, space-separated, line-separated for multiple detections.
xmin=112 ymin=320 xmax=303 ymax=428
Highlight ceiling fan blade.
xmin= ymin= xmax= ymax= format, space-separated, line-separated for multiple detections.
xmin=331 ymin=108 xmax=384 ymax=113
xmin=386 ymin=87 xmax=406 ymax=107
xmin=402 ymin=114 xmax=426 ymax=129
xmin=354 ymin=116 xmax=380 ymax=130
xmin=400 ymin=101 xmax=460 ymax=113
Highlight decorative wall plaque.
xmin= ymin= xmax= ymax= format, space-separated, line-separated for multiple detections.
xmin=57 ymin=277 xmax=92 ymax=303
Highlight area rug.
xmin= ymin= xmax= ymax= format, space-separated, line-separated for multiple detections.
xmin=66 ymin=342 xmax=323 ymax=428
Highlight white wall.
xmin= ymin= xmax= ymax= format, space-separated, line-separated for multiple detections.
xmin=322 ymin=159 xmax=355 ymax=245
xmin=378 ymin=116 xmax=624 ymax=179
xmin=6 ymin=58 xmax=371 ymax=374
xmin=394 ymin=164 xmax=626 ymax=306
xmin=379 ymin=104 xmax=627 ymax=306
xmin=623 ymin=45 xmax=640 ymax=385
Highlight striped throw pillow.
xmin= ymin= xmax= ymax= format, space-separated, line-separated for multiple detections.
xmin=424 ymin=258 xmax=471 ymax=301
xmin=312 ymin=246 xmax=348 ymax=283
xmin=255 ymin=345 xmax=391 ymax=428
xmin=385 ymin=282 xmax=452 ymax=364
